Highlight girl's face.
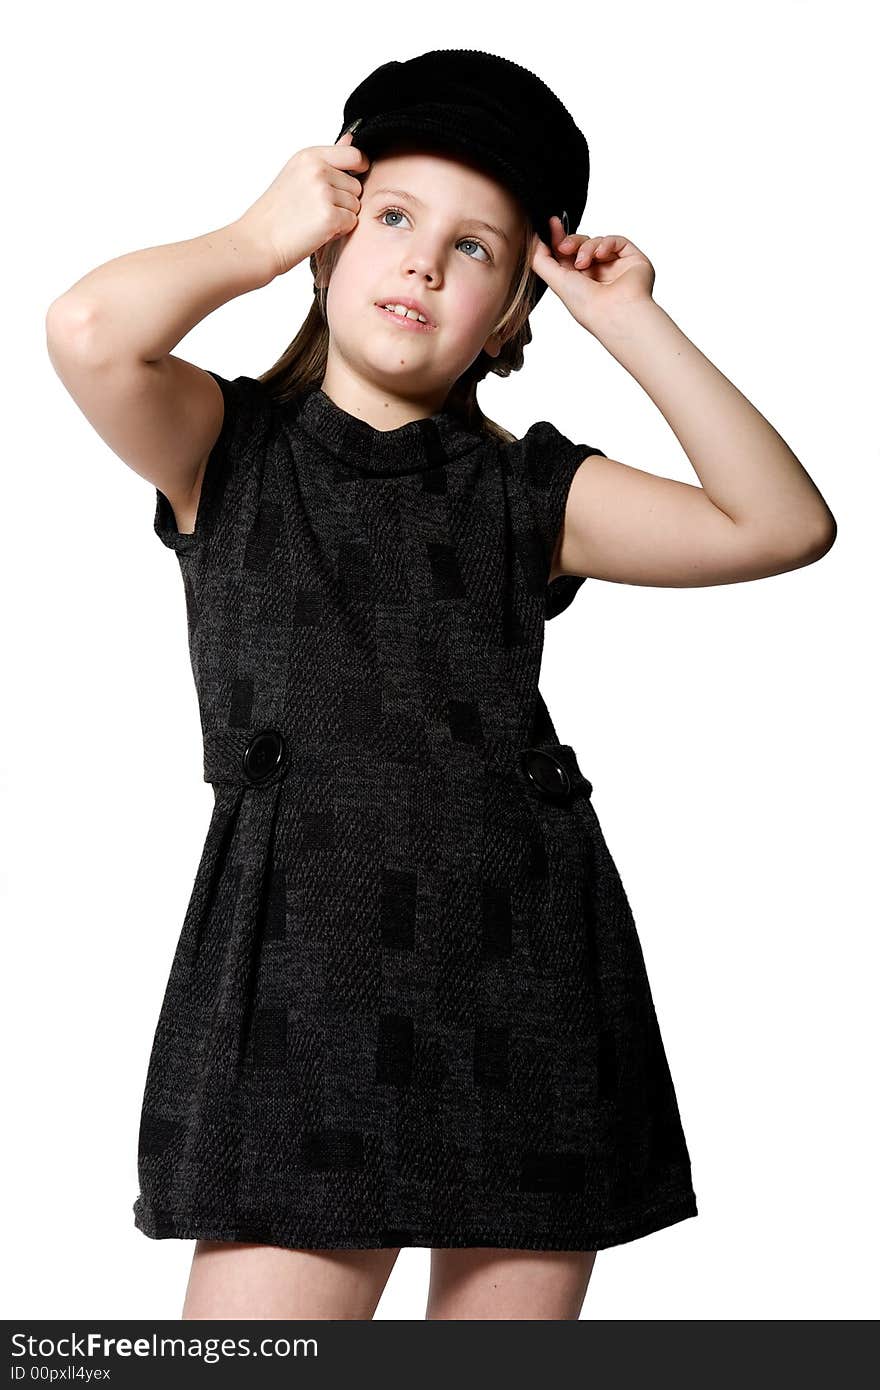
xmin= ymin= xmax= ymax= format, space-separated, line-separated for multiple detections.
xmin=321 ymin=146 xmax=525 ymax=404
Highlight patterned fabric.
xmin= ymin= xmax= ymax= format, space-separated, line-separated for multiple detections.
xmin=133 ymin=375 xmax=698 ymax=1251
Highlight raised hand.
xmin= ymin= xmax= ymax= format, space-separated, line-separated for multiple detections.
xmin=531 ymin=215 xmax=656 ymax=332
xmin=235 ymin=131 xmax=371 ymax=279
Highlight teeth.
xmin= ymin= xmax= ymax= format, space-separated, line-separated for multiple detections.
xmin=381 ymin=303 xmax=428 ymax=324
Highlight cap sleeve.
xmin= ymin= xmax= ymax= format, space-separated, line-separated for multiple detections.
xmin=505 ymin=420 xmax=606 ymax=620
xmin=153 ymin=371 xmax=274 ymax=553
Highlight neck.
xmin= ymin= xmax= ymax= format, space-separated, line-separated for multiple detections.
xmin=320 ymin=362 xmax=450 ymax=433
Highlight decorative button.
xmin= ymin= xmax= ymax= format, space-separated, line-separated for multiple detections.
xmin=523 ymin=747 xmax=571 ymax=799
xmin=242 ymin=729 xmax=285 ymax=784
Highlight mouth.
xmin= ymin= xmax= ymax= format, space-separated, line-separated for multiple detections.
xmin=374 ymin=302 xmax=436 ymax=333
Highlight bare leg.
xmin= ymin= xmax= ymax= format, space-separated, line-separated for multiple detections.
xmin=182 ymin=1241 xmax=401 ymax=1320
xmin=426 ymin=1247 xmax=597 ymax=1320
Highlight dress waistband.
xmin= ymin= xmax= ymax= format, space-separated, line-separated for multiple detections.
xmin=201 ymin=726 xmax=593 ymax=805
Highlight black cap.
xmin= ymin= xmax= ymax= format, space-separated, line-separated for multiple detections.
xmin=336 ymin=49 xmax=591 ymax=309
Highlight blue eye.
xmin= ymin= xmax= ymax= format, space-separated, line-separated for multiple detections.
xmin=378 ymin=207 xmax=491 ymax=262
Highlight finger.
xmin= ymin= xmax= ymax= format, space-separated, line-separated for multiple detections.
xmin=574 ymin=235 xmax=615 ymax=266
xmin=576 ymin=238 xmax=600 ymax=263
xmin=560 ymin=230 xmax=605 ymax=258
xmin=329 ymin=133 xmax=370 ymax=168
xmin=549 ymin=215 xmax=574 ymax=249
xmin=530 ymin=233 xmax=568 ymax=286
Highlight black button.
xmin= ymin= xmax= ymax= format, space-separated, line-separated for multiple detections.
xmin=242 ymin=729 xmax=285 ymax=784
xmin=523 ymin=747 xmax=572 ymax=799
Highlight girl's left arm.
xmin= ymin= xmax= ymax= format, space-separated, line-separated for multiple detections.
xmin=532 ymin=220 xmax=837 ymax=588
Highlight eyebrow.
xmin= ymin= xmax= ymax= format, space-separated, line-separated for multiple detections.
xmin=366 ymin=187 xmax=510 ymax=245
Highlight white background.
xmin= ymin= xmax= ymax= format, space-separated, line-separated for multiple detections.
xmin=4 ymin=0 xmax=876 ymax=1320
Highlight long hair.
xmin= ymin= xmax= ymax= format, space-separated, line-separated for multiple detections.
xmin=255 ymin=158 xmax=542 ymax=446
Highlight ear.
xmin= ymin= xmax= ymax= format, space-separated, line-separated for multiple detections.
xmin=482 ymin=327 xmax=504 ymax=360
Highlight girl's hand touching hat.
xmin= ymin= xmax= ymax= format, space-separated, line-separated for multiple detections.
xmin=531 ymin=216 xmax=656 ymax=333
xmin=235 ymin=131 xmax=371 ymax=280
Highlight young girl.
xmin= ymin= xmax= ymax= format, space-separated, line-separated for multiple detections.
xmin=47 ymin=49 xmax=835 ymax=1320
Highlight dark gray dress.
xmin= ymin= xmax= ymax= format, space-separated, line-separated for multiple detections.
xmin=133 ymin=373 xmax=698 ymax=1251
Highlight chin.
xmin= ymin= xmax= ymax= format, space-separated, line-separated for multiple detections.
xmin=355 ymin=344 xmax=436 ymax=383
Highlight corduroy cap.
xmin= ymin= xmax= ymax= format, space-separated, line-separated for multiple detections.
xmin=335 ymin=49 xmax=591 ymax=308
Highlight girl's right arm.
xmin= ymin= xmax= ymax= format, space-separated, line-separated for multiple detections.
xmin=45 ymin=134 xmax=368 ymax=535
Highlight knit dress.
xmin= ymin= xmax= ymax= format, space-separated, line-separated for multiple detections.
xmin=132 ymin=373 xmax=698 ymax=1252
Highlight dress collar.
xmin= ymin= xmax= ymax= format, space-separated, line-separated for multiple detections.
xmin=288 ymin=386 xmax=483 ymax=476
